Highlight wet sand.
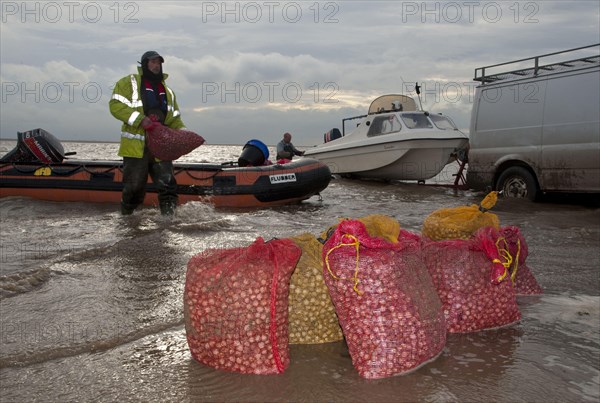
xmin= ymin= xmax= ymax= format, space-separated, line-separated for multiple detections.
xmin=0 ymin=165 xmax=599 ymax=402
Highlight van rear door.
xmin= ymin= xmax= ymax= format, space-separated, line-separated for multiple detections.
xmin=472 ymin=80 xmax=546 ymax=171
xmin=541 ymin=69 xmax=600 ymax=192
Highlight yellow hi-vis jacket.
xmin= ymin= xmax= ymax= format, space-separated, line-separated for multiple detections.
xmin=109 ymin=67 xmax=186 ymax=158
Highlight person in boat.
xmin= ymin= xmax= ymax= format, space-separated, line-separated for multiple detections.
xmin=109 ymin=51 xmax=186 ymax=216
xmin=276 ymin=132 xmax=305 ymax=160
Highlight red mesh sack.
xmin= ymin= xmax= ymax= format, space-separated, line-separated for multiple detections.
xmin=498 ymin=226 xmax=543 ymax=295
xmin=422 ymin=227 xmax=521 ymax=333
xmin=323 ymin=220 xmax=446 ymax=379
xmin=146 ymin=123 xmax=205 ymax=161
xmin=184 ymin=237 xmax=301 ymax=374
xmin=399 ymin=229 xmax=422 ymax=244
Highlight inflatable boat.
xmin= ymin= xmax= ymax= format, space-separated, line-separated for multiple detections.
xmin=0 ymin=129 xmax=331 ymax=208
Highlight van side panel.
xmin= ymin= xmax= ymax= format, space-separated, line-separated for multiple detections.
xmin=541 ymin=69 xmax=600 ymax=191
xmin=467 ymin=80 xmax=547 ymax=188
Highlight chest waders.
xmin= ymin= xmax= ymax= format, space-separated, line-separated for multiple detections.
xmin=121 ymin=78 xmax=177 ymax=215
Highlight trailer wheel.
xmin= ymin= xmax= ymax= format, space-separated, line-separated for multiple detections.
xmin=496 ymin=167 xmax=539 ymax=201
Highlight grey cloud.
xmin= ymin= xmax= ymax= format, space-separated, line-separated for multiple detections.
xmin=1 ymin=1 xmax=598 ymax=145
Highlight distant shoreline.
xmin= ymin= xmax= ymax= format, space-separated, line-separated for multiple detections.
xmin=0 ymin=139 xmax=121 ymax=144
xmin=0 ymin=139 xmax=310 ymax=147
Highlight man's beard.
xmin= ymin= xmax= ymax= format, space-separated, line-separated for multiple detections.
xmin=142 ymin=64 xmax=163 ymax=82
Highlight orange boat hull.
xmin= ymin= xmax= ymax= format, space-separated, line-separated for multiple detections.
xmin=0 ymin=159 xmax=331 ymax=208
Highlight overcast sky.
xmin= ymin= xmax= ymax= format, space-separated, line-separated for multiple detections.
xmin=1 ymin=1 xmax=599 ymax=146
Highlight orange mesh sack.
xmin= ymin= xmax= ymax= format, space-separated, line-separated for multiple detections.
xmin=184 ymin=237 xmax=301 ymax=374
xmin=498 ymin=226 xmax=543 ymax=295
xmin=422 ymin=191 xmax=500 ymax=241
xmin=323 ymin=220 xmax=446 ymax=379
xmin=288 ymin=233 xmax=344 ymax=344
xmin=422 ymin=226 xmax=521 ymax=333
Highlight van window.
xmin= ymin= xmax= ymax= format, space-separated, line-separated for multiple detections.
xmin=401 ymin=113 xmax=433 ymax=129
xmin=367 ymin=115 xmax=402 ymax=137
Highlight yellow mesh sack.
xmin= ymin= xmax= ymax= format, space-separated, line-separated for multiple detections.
xmin=320 ymin=214 xmax=401 ymax=244
xmin=357 ymin=214 xmax=401 ymax=243
xmin=422 ymin=191 xmax=500 ymax=241
xmin=288 ymin=233 xmax=344 ymax=344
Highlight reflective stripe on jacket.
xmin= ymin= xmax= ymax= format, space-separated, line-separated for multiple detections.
xmin=109 ymin=67 xmax=185 ymax=158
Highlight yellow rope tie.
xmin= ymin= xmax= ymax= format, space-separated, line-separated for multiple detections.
xmin=324 ymin=234 xmax=364 ymax=296
xmin=510 ymin=239 xmax=521 ymax=284
xmin=492 ymin=237 xmax=514 ymax=283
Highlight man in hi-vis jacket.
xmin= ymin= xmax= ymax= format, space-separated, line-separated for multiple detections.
xmin=109 ymin=50 xmax=186 ymax=215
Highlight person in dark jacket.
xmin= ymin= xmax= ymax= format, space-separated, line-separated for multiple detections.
xmin=276 ymin=132 xmax=304 ymax=160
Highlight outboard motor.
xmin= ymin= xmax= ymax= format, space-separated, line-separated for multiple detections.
xmin=323 ymin=128 xmax=342 ymax=143
xmin=0 ymin=128 xmax=65 ymax=163
xmin=238 ymin=139 xmax=269 ymax=167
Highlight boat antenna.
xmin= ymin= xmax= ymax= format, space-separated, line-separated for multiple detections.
xmin=415 ymin=82 xmax=424 ymax=111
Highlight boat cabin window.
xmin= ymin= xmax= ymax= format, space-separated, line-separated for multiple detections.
xmin=367 ymin=115 xmax=402 ymax=137
xmin=429 ymin=114 xmax=458 ymax=130
xmin=400 ymin=113 xmax=433 ymax=129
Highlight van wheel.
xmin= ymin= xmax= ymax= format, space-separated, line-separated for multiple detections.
xmin=496 ymin=167 xmax=539 ymax=201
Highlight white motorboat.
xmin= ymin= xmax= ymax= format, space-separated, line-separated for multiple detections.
xmin=304 ymin=94 xmax=469 ymax=181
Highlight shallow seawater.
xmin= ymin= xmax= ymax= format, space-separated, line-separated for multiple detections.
xmin=0 ymin=142 xmax=599 ymax=402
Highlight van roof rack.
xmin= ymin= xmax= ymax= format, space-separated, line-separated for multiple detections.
xmin=474 ymin=43 xmax=600 ymax=84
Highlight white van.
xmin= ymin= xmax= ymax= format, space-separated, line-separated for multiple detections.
xmin=466 ymin=44 xmax=600 ymax=200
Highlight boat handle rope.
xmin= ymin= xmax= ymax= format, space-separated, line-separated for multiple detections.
xmin=3 ymin=163 xmax=82 ymax=176
xmin=1 ymin=163 xmax=42 ymax=174
xmin=81 ymin=165 xmax=122 ymax=175
xmin=177 ymin=168 xmax=222 ymax=180
xmin=2 ymin=163 xmax=121 ymax=176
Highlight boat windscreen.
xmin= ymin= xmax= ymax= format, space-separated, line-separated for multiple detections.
xmin=367 ymin=115 xmax=402 ymax=137
xmin=400 ymin=113 xmax=433 ymax=129
xmin=429 ymin=114 xmax=458 ymax=130
xmin=368 ymin=95 xmax=417 ymax=114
